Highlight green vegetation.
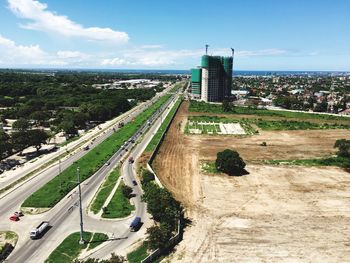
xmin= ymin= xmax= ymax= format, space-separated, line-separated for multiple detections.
xmin=90 ymin=168 xmax=120 ymax=214
xmin=186 ymin=116 xmax=257 ymax=135
xmin=264 ymin=156 xmax=350 ymax=168
xmin=141 ymin=169 xmax=182 ymax=251
xmin=127 ymin=242 xmax=149 ymax=263
xmin=202 ymin=162 xmax=220 ymax=174
xmin=186 ymin=115 xmax=350 ymax=135
xmin=189 ymin=100 xmax=350 ymax=123
xmin=102 ymin=181 xmax=134 ymax=218
xmin=334 ymin=139 xmax=350 ymax=157
xmin=146 ymin=98 xmax=182 ymax=152
xmin=45 ymin=232 xmax=93 ymax=263
xmin=216 ymin=149 xmax=246 ymax=176
xmin=87 ymin=233 xmax=109 ymax=251
xmin=22 ymin=94 xmax=172 ymax=208
xmin=254 ymin=119 xmax=350 ymax=130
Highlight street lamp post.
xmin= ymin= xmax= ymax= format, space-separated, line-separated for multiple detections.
xmin=77 ymin=167 xmax=85 ymax=244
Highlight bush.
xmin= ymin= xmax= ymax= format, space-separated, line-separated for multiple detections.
xmin=261 ymin=141 xmax=267 ymax=146
xmin=215 ymin=149 xmax=246 ymax=176
xmin=142 ymin=170 xmax=155 ymax=185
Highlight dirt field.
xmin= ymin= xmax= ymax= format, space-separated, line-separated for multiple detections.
xmin=153 ymin=102 xmax=350 ymax=262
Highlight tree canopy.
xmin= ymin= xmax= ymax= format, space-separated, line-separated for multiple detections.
xmin=215 ymin=149 xmax=246 ymax=175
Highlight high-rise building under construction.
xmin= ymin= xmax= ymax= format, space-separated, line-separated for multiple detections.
xmin=191 ymin=50 xmax=233 ymax=102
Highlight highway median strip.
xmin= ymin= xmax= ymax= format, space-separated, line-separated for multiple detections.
xmin=102 ymin=180 xmax=134 ymax=218
xmin=90 ymin=167 xmax=121 ymax=214
xmin=44 ymin=231 xmax=108 ymax=263
xmin=22 ymin=93 xmax=172 ymax=209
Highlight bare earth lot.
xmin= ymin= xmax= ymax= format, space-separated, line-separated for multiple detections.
xmin=153 ymin=102 xmax=350 ymax=262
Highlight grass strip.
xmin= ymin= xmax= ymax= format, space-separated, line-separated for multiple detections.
xmin=45 ymin=232 xmax=92 ymax=263
xmin=90 ymin=168 xmax=120 ymax=214
xmin=189 ymin=100 xmax=350 ymax=123
xmin=264 ymin=156 xmax=350 ymax=168
xmin=127 ymin=242 xmax=149 ymax=263
xmin=22 ymin=93 xmax=172 ymax=208
xmin=87 ymin=232 xmax=109 ymax=251
xmin=102 ymin=181 xmax=134 ymax=218
xmin=145 ymin=98 xmax=182 ymax=152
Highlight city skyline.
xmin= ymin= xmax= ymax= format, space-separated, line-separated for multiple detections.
xmin=0 ymin=0 xmax=349 ymax=70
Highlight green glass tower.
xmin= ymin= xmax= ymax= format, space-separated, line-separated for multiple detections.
xmin=191 ymin=53 xmax=233 ymax=102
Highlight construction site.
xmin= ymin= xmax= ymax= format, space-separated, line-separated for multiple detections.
xmin=151 ymin=101 xmax=350 ymax=262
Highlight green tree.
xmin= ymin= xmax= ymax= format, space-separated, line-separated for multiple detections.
xmin=59 ymin=120 xmax=78 ymax=138
xmin=142 ymin=170 xmax=155 ymax=185
xmin=222 ymin=99 xmax=233 ymax=112
xmin=11 ymin=130 xmax=30 ymax=153
xmin=121 ymin=184 xmax=133 ymax=199
xmin=12 ymin=118 xmax=31 ymax=131
xmin=0 ymin=130 xmax=11 ymax=157
xmin=215 ymin=149 xmax=246 ymax=175
xmin=28 ymin=129 xmax=50 ymax=152
xmin=146 ymin=225 xmax=172 ymax=250
xmin=29 ymin=111 xmax=50 ymax=127
xmin=334 ymin=139 xmax=350 ymax=157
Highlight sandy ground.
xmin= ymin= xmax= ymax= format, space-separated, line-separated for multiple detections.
xmin=153 ymin=102 xmax=350 ymax=263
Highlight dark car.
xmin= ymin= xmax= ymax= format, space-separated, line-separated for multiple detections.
xmin=132 ymin=180 xmax=137 ymax=186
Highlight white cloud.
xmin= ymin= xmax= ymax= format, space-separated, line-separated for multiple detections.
xmin=101 ymin=57 xmax=126 ymax=66
xmin=141 ymin=45 xmax=164 ymax=49
xmin=8 ymin=0 xmax=129 ymax=44
xmin=56 ymin=50 xmax=88 ymax=59
xmin=0 ymin=34 xmax=47 ymax=64
xmin=236 ymin=49 xmax=287 ymax=57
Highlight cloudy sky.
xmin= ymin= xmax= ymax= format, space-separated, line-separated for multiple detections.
xmin=0 ymin=0 xmax=349 ymax=70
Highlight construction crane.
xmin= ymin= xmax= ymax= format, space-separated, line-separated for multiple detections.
xmin=205 ymin=44 xmax=209 ymax=55
xmin=231 ymin=48 xmax=235 ymax=58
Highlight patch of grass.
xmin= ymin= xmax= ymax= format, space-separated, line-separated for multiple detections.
xmin=127 ymin=242 xmax=149 ymax=263
xmin=102 ymin=181 xmax=134 ymax=218
xmin=255 ymin=119 xmax=350 ymax=130
xmin=90 ymin=168 xmax=120 ymax=214
xmin=87 ymin=232 xmax=109 ymax=251
xmin=264 ymin=156 xmax=350 ymax=168
xmin=202 ymin=162 xmax=220 ymax=174
xmin=146 ymin=98 xmax=182 ymax=152
xmin=22 ymin=93 xmax=173 ymax=208
xmin=45 ymin=232 xmax=93 ymax=263
xmin=189 ymin=100 xmax=350 ymax=123
xmin=186 ymin=116 xmax=257 ymax=135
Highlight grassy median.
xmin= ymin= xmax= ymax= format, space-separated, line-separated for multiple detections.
xmin=90 ymin=168 xmax=120 ymax=214
xmin=146 ymin=98 xmax=182 ymax=152
xmin=45 ymin=231 xmax=108 ymax=263
xmin=102 ymin=181 xmax=134 ymax=218
xmin=22 ymin=93 xmax=172 ymax=208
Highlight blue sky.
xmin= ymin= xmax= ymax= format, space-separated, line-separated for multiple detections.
xmin=0 ymin=0 xmax=349 ymax=70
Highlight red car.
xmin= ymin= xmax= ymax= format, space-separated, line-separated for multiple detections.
xmin=9 ymin=215 xmax=19 ymax=221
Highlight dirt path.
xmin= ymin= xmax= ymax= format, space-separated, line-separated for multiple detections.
xmin=153 ymin=102 xmax=350 ymax=262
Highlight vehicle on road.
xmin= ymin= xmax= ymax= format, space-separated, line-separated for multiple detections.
xmin=105 ymin=161 xmax=110 ymax=166
xmin=130 ymin=217 xmax=142 ymax=232
xmin=30 ymin=221 xmax=49 ymax=239
xmin=128 ymin=157 xmax=134 ymax=164
xmin=84 ymin=145 xmax=90 ymax=151
xmin=9 ymin=215 xmax=19 ymax=221
xmin=118 ymin=122 xmax=125 ymax=128
xmin=132 ymin=180 xmax=137 ymax=186
xmin=14 ymin=211 xmax=24 ymax=217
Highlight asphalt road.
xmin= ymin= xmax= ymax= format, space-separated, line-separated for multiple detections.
xmin=2 ymin=87 xmax=180 ymax=262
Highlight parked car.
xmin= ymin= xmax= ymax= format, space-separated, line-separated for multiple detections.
xmin=132 ymin=180 xmax=137 ymax=186
xmin=105 ymin=161 xmax=110 ymax=166
xmin=9 ymin=215 xmax=19 ymax=221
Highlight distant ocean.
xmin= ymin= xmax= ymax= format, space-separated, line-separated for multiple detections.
xmin=1 ymin=68 xmax=349 ymax=76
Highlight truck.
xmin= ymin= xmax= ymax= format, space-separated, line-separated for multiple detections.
xmin=130 ymin=217 xmax=141 ymax=231
xmin=128 ymin=157 xmax=134 ymax=164
xmin=30 ymin=221 xmax=49 ymax=239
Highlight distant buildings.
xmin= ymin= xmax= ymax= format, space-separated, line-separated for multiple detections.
xmin=191 ymin=53 xmax=233 ymax=102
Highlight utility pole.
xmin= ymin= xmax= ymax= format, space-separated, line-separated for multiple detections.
xmin=77 ymin=167 xmax=85 ymax=244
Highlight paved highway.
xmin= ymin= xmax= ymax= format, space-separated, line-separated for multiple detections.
xmin=1 ymin=86 xmax=181 ymax=262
